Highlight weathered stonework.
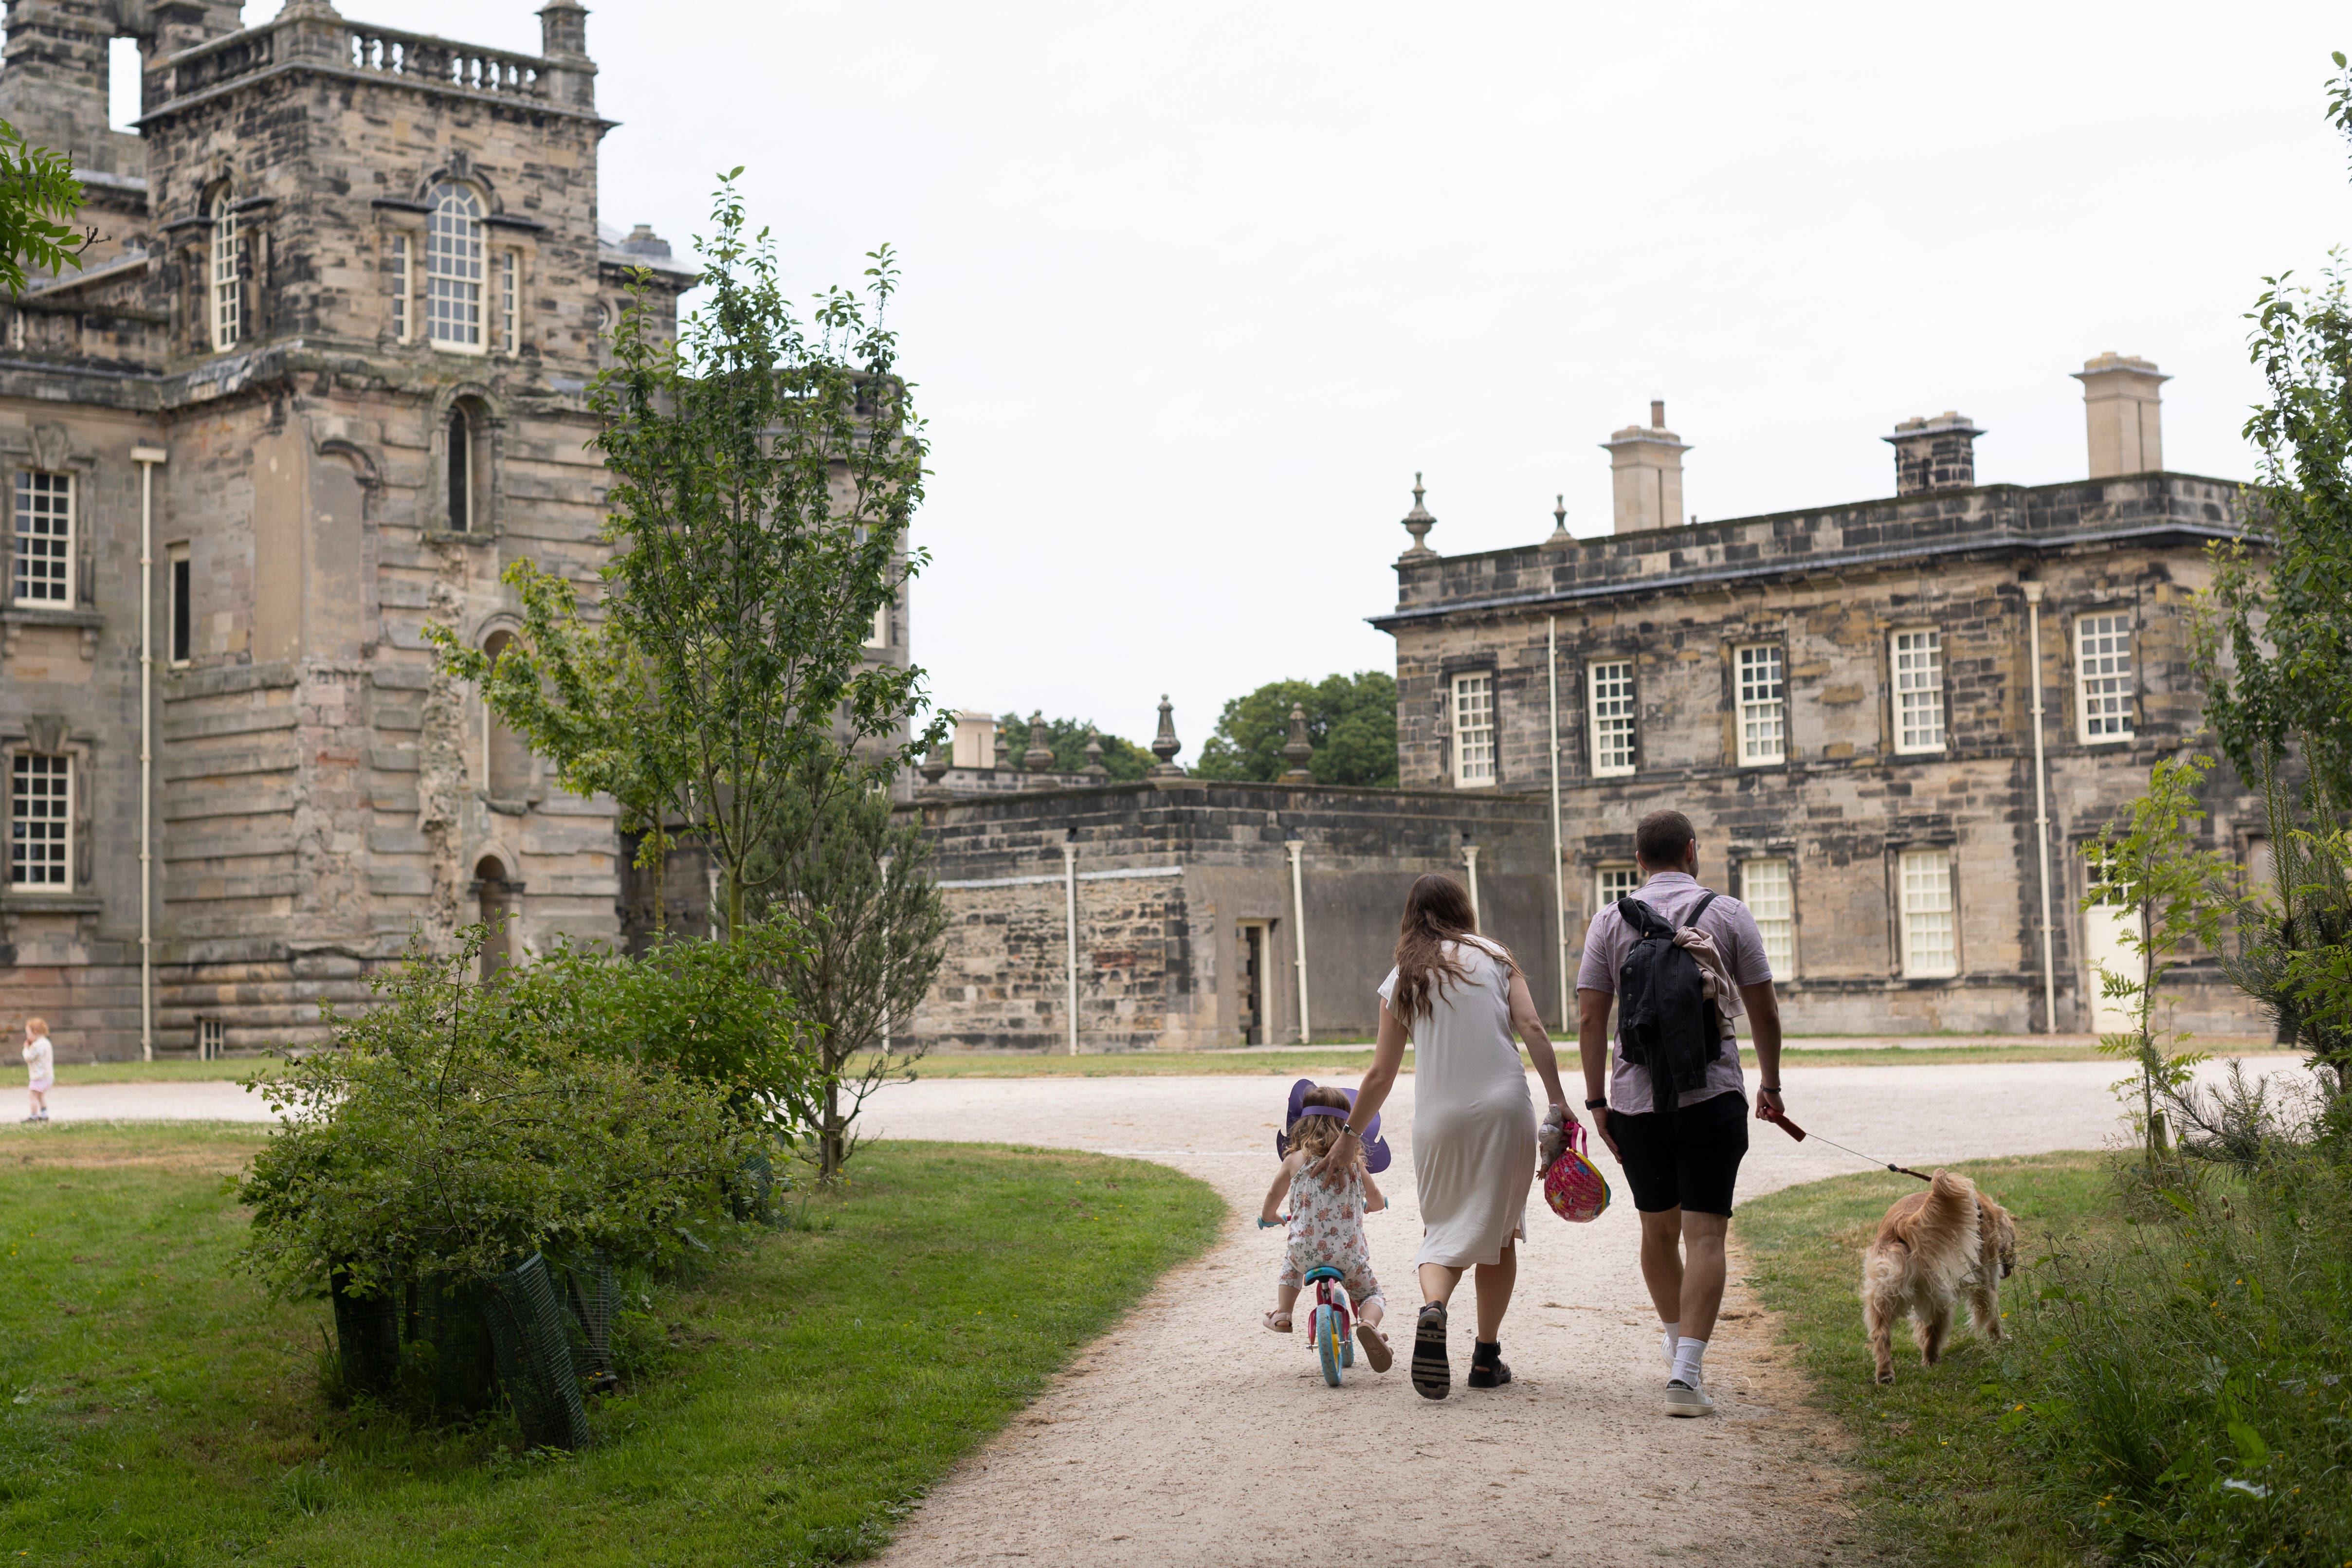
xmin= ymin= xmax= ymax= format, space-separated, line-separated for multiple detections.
xmin=1376 ymin=461 xmax=2261 ymax=1035
xmin=900 ymin=779 xmax=1563 ymax=1051
xmin=0 ymin=0 xmax=693 ymax=1057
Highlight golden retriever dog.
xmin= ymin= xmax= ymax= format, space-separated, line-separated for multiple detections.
xmin=1861 ymin=1169 xmax=2017 ymax=1385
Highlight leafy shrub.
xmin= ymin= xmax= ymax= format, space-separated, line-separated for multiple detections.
xmin=492 ymin=920 xmax=824 ymax=1133
xmin=2020 ymin=1141 xmax=2352 ymax=1562
xmin=237 ymin=930 xmax=783 ymax=1302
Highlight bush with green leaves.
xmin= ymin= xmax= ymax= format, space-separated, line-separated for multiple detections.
xmin=236 ymin=930 xmax=790 ymax=1301
xmin=491 ymin=919 xmax=824 ymax=1133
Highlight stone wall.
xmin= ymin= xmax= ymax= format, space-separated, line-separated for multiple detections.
xmin=901 ymin=779 xmax=1563 ymax=1051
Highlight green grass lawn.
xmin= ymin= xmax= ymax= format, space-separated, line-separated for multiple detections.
xmin=0 ymin=1123 xmax=1223 ymax=1566
xmin=1736 ymin=1152 xmax=2116 ymax=1568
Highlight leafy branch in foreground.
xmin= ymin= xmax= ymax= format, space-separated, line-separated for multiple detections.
xmin=0 ymin=117 xmax=88 ymax=298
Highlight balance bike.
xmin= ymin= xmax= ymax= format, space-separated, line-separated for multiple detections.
xmin=1301 ymin=1264 xmax=1355 ymax=1387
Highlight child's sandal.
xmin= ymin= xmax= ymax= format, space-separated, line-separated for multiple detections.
xmin=1356 ymin=1322 xmax=1393 ymax=1373
xmin=1262 ymin=1311 xmax=1293 ymax=1333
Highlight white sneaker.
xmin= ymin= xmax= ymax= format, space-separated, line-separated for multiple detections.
xmin=1664 ymin=1378 xmax=1714 ymax=1417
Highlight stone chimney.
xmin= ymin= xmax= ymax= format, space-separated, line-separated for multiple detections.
xmin=2074 ymin=352 xmax=2167 ymax=478
xmin=1884 ymin=412 xmax=1983 ymax=496
xmin=950 ymin=711 xmax=996 ymax=770
xmin=1602 ymin=401 xmax=1689 ymax=534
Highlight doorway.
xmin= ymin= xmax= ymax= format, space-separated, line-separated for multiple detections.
xmin=1237 ymin=921 xmax=1270 ymax=1045
xmin=2082 ymin=859 xmax=2141 ymax=1036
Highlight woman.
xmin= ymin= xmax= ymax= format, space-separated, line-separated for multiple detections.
xmin=1319 ymin=875 xmax=1573 ymax=1400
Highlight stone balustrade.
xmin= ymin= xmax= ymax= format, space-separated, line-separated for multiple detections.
xmin=154 ymin=17 xmax=554 ymax=109
xmin=345 ymin=29 xmax=546 ymax=99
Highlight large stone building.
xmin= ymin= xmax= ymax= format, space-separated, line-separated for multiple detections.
xmin=1382 ymin=353 xmax=2259 ymax=1037
xmin=0 ymin=0 xmax=701 ymax=1057
xmin=903 ymin=355 xmax=2265 ymax=1050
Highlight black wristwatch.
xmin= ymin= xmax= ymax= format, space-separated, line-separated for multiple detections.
xmin=1585 ymin=1097 xmax=1608 ymax=1110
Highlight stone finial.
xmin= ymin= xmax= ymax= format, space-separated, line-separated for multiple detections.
xmin=917 ymin=741 xmax=951 ymax=802
xmin=1543 ymin=492 xmax=1572 ymax=548
xmin=1022 ymin=710 xmax=1057 ymax=773
xmin=1399 ymin=473 xmax=1436 ymax=557
xmin=1149 ymin=695 xmax=1185 ymax=776
xmin=1083 ymin=727 xmax=1109 ymax=782
xmin=275 ymin=0 xmax=342 ymax=18
xmin=1280 ymin=704 xmax=1314 ymax=784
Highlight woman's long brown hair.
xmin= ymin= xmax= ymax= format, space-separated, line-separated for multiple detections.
xmin=1388 ymin=874 xmax=1514 ymax=1023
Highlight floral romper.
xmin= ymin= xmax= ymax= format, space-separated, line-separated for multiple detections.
xmin=1277 ymin=1160 xmax=1383 ymax=1308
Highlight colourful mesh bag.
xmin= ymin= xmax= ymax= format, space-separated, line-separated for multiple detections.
xmin=1543 ymin=1119 xmax=1611 ymax=1223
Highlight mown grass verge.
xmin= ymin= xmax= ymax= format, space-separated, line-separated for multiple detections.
xmin=0 ymin=1124 xmax=1223 ymax=1566
xmin=1737 ymin=1149 xmax=2352 ymax=1567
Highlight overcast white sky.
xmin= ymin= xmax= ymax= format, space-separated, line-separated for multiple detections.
xmin=162 ymin=5 xmax=2352 ymax=748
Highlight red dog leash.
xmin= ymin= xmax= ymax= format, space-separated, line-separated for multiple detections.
xmin=1758 ymin=1103 xmax=1933 ymax=1184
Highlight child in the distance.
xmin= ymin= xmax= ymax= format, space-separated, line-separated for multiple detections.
xmin=1261 ymin=1083 xmax=1391 ymax=1371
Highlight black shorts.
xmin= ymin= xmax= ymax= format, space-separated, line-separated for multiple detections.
xmin=1605 ymin=1090 xmax=1749 ymax=1217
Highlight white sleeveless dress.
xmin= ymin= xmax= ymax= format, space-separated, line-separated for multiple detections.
xmin=1378 ymin=936 xmax=1535 ymax=1270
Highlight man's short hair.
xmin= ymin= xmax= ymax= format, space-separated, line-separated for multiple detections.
xmin=1635 ymin=810 xmax=1696 ymax=869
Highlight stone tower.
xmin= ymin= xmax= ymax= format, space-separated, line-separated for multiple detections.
xmin=0 ymin=0 xmax=695 ymax=1057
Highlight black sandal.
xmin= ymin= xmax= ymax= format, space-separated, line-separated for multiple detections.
xmin=1411 ymin=1303 xmax=1450 ymax=1400
xmin=1467 ymin=1339 xmax=1512 ymax=1388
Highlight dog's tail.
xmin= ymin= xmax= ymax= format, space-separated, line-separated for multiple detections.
xmin=1914 ymin=1168 xmax=1983 ymax=1296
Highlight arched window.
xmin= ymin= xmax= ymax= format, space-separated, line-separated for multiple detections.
xmin=482 ymin=630 xmax=532 ymax=800
xmin=425 ymin=182 xmax=484 ymax=351
xmin=447 ymin=407 xmax=471 ymax=530
xmin=208 ymin=188 xmax=241 ymax=352
xmin=474 ymin=854 xmax=514 ymax=982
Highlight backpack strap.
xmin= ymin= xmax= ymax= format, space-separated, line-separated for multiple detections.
xmin=1616 ymin=894 xmax=1672 ymax=939
xmin=1685 ymin=891 xmax=1720 ymax=930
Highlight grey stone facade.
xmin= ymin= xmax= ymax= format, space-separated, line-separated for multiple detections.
xmin=1376 ymin=373 xmax=2263 ymax=1037
xmin=0 ymin=0 xmax=695 ymax=1058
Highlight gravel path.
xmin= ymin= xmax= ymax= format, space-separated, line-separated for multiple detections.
xmin=33 ymin=1059 xmax=2305 ymax=1567
xmin=859 ymin=1059 xmax=2292 ymax=1568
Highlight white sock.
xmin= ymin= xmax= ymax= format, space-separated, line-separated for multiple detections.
xmin=1671 ymin=1337 xmax=1707 ymax=1387
xmin=1660 ymin=1321 xmax=1680 ymax=1366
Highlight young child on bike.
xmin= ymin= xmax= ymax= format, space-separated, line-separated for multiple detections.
xmin=1261 ymin=1082 xmax=1392 ymax=1371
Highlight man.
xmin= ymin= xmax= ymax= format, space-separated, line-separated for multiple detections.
xmin=1576 ymin=809 xmax=1783 ymax=1417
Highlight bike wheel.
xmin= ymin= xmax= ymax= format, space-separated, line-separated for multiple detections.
xmin=1315 ymin=1305 xmax=1344 ymax=1386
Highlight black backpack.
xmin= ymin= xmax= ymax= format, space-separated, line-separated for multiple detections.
xmin=1614 ymin=892 xmax=1723 ymax=1106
